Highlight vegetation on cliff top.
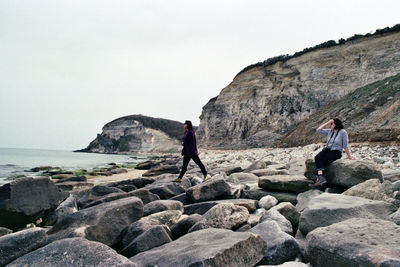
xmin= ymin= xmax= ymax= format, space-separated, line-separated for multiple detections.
xmin=235 ymin=23 xmax=400 ymax=78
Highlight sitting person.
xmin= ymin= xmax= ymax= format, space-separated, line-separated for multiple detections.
xmin=310 ymin=118 xmax=354 ymax=188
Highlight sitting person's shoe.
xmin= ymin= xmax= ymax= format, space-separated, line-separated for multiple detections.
xmin=203 ymin=175 xmax=210 ymax=182
xmin=174 ymin=177 xmax=182 ymax=183
xmin=308 ymin=175 xmax=326 ymax=189
xmin=309 ymin=175 xmax=327 ymax=188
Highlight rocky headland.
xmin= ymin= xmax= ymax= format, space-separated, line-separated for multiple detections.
xmin=77 ymin=115 xmax=189 ymax=154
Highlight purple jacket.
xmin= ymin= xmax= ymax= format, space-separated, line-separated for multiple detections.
xmin=181 ymin=130 xmax=198 ymax=156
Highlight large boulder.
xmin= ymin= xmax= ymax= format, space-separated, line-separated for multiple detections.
xmin=47 ymin=196 xmax=143 ymax=247
xmin=186 ymin=178 xmax=231 ymax=203
xmin=129 ymin=228 xmax=266 ymax=267
xmin=145 ymin=182 xmax=185 ymax=199
xmin=248 ymin=221 xmax=300 ymax=265
xmin=270 ymin=202 xmax=300 ymax=233
xmin=121 ymin=225 xmax=172 ymax=257
xmin=257 ymin=262 xmax=309 ymax=267
xmin=143 ymin=200 xmax=183 ymax=216
xmin=189 ymin=203 xmax=249 ymax=232
xmin=228 ymin=172 xmax=259 ymax=188
xmin=184 ymin=199 xmax=257 ymax=216
xmin=343 ymin=179 xmax=395 ymax=202
xmin=258 ymin=175 xmax=311 ymax=193
xmin=6 ymin=237 xmax=133 ymax=267
xmin=242 ymin=188 xmax=297 ymax=205
xmin=305 ymin=159 xmax=383 ymax=188
xmin=77 ymin=185 xmax=124 ymax=208
xmin=41 ymin=194 xmax=78 ymax=226
xmin=145 ymin=210 xmax=182 ymax=227
xmin=170 ymin=214 xmax=202 ymax=240
xmin=306 ymin=218 xmax=400 ymax=266
xmin=261 ymin=209 xmax=293 ymax=234
xmin=83 ymin=188 xmax=160 ymax=208
xmin=295 ymin=189 xmax=323 ymax=212
xmin=0 ymin=228 xmax=47 ymax=266
xmin=107 ymin=177 xmax=156 ymax=189
xmin=0 ymin=177 xmax=67 ymax=229
xmin=299 ymin=193 xmax=397 ymax=235
xmin=121 ymin=217 xmax=169 ymax=248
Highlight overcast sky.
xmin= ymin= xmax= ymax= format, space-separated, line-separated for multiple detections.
xmin=0 ymin=0 xmax=399 ymax=151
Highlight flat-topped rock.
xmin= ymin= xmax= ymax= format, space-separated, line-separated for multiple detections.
xmin=186 ymin=178 xmax=231 ymax=203
xmin=242 ymin=188 xmax=298 ymax=205
xmin=6 ymin=237 xmax=133 ymax=267
xmin=129 ymin=228 xmax=266 ymax=267
xmin=259 ymin=175 xmax=311 ymax=193
xmin=143 ymin=199 xmax=183 ymax=216
xmin=299 ymin=193 xmax=397 ymax=235
xmin=305 ymin=159 xmax=383 ymax=188
xmin=307 ymin=218 xmax=400 ymax=266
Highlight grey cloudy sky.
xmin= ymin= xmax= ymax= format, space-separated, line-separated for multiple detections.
xmin=0 ymin=0 xmax=399 ymax=150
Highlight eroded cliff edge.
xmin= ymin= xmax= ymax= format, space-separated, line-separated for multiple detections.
xmin=198 ymin=25 xmax=400 ymax=148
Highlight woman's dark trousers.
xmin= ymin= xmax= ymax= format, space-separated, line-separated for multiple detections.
xmin=178 ymin=155 xmax=207 ymax=178
xmin=315 ymin=149 xmax=342 ymax=173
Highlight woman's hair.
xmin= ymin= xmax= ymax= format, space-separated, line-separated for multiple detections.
xmin=333 ymin=118 xmax=344 ymax=130
xmin=184 ymin=120 xmax=193 ymax=131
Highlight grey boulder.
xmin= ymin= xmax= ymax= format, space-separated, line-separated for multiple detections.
xmin=189 ymin=203 xmax=249 ymax=232
xmin=0 ymin=177 xmax=67 ymax=229
xmin=83 ymin=188 xmax=159 ymax=208
xmin=186 ymin=178 xmax=231 ymax=203
xmin=47 ymin=196 xmax=143 ymax=247
xmin=6 ymin=237 xmax=133 ymax=267
xmin=170 ymin=214 xmax=202 ymax=240
xmin=143 ymin=200 xmax=183 ymax=216
xmin=299 ymin=193 xmax=397 ymax=235
xmin=248 ymin=221 xmax=300 ymax=265
xmin=305 ymin=159 xmax=383 ymax=187
xmin=270 ymin=202 xmax=300 ymax=233
xmin=77 ymin=185 xmax=124 ymax=208
xmin=129 ymin=228 xmax=266 ymax=267
xmin=259 ymin=175 xmax=311 ymax=193
xmin=306 ymin=218 xmax=400 ymax=266
xmin=261 ymin=209 xmax=293 ymax=234
xmin=121 ymin=225 xmax=172 ymax=257
xmin=0 ymin=228 xmax=47 ymax=266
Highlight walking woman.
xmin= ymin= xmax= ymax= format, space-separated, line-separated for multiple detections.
xmin=174 ymin=120 xmax=209 ymax=183
xmin=310 ymin=118 xmax=354 ymax=188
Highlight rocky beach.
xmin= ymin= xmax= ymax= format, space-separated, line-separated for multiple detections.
xmin=1 ymin=142 xmax=400 ymax=266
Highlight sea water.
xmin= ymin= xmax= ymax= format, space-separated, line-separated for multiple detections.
xmin=0 ymin=147 xmax=146 ymax=183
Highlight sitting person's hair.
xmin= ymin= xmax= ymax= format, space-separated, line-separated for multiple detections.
xmin=333 ymin=118 xmax=344 ymax=130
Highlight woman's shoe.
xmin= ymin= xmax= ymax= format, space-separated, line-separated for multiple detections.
xmin=203 ymin=175 xmax=210 ymax=182
xmin=174 ymin=177 xmax=182 ymax=183
xmin=309 ymin=175 xmax=327 ymax=189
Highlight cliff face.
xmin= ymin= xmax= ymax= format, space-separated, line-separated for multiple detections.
xmin=78 ymin=115 xmax=185 ymax=154
xmin=198 ymin=28 xmax=400 ymax=148
xmin=279 ymin=73 xmax=400 ymax=147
